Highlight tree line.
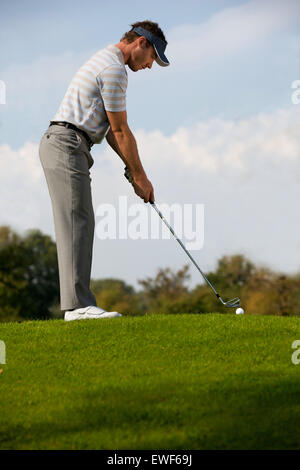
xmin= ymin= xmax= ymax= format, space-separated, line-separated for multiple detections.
xmin=0 ymin=225 xmax=299 ymax=322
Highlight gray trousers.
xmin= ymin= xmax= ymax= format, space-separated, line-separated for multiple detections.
xmin=39 ymin=123 xmax=97 ymax=310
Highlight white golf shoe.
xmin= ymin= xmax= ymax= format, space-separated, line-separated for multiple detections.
xmin=64 ymin=305 xmax=122 ymax=322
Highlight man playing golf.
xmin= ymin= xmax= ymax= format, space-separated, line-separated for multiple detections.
xmin=39 ymin=20 xmax=169 ymax=321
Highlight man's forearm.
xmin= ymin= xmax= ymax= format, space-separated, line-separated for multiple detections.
xmin=106 ymin=128 xmax=124 ymax=161
xmin=106 ymin=127 xmax=146 ymax=178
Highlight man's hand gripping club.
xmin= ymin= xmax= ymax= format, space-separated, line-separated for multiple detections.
xmin=124 ymin=166 xmax=155 ymax=204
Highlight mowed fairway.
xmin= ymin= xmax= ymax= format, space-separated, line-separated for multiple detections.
xmin=1 ymin=313 xmax=300 ymax=450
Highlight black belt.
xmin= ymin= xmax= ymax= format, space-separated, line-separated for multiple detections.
xmin=49 ymin=121 xmax=93 ymax=148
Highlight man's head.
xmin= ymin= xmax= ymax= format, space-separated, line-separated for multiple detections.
xmin=118 ymin=20 xmax=169 ymax=72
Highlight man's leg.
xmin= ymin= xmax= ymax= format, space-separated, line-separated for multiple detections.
xmin=39 ymin=125 xmax=97 ymax=310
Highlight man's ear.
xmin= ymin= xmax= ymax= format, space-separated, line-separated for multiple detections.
xmin=139 ymin=36 xmax=147 ymax=49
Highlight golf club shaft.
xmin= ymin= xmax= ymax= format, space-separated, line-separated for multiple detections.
xmin=123 ymin=166 xmax=231 ymax=305
xmin=150 ymin=202 xmax=220 ymax=298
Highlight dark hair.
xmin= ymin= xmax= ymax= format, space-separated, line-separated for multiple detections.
xmin=120 ymin=20 xmax=167 ymax=47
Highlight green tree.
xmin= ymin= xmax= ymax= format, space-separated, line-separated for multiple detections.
xmin=243 ymin=269 xmax=300 ymax=316
xmin=208 ymin=254 xmax=255 ymax=289
xmin=0 ymin=226 xmax=59 ymax=321
xmin=138 ymin=265 xmax=190 ymax=313
xmin=92 ymin=278 xmax=142 ymax=315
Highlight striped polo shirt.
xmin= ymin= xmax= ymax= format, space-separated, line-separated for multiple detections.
xmin=52 ymin=44 xmax=127 ymax=144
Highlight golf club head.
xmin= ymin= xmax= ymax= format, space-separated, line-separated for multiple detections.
xmin=224 ymin=297 xmax=240 ymax=308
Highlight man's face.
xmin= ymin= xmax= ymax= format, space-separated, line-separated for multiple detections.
xmin=128 ymin=38 xmax=157 ymax=72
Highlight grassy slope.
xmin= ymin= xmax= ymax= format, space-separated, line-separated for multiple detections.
xmin=0 ymin=313 xmax=300 ymax=450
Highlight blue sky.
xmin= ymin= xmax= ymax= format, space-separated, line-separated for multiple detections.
xmin=1 ymin=0 xmax=298 ymax=146
xmin=1 ymin=0 xmax=300 ymax=291
xmin=1 ymin=0 xmax=245 ymax=66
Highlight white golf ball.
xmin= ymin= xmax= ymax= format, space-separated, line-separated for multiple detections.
xmin=236 ymin=307 xmax=244 ymax=315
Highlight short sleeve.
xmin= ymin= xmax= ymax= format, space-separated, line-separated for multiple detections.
xmin=97 ymin=65 xmax=127 ymax=112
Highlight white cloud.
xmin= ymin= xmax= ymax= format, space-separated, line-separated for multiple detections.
xmin=167 ymin=0 xmax=300 ymax=65
xmin=134 ymin=107 xmax=300 ymax=183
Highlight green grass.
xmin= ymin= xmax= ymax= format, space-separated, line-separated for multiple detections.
xmin=0 ymin=313 xmax=300 ymax=449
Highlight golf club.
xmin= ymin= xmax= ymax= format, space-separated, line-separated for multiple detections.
xmin=124 ymin=166 xmax=240 ymax=308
